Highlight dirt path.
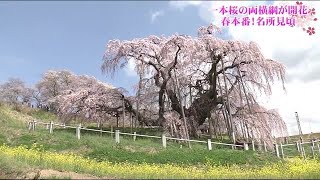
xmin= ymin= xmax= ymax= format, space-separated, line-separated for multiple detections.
xmin=22 ymin=169 xmax=116 ymax=179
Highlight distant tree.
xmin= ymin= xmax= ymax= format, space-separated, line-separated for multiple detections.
xmin=55 ymin=74 xmax=120 ymax=124
xmin=30 ymin=85 xmax=42 ymax=107
xmin=0 ymin=78 xmax=24 ymax=103
xmin=21 ymin=87 xmax=34 ymax=104
xmin=0 ymin=78 xmax=28 ymax=109
xmin=35 ymin=70 xmax=137 ymax=127
xmin=36 ymin=70 xmax=75 ymax=111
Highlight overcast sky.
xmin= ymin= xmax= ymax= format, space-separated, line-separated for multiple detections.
xmin=0 ymin=1 xmax=319 ymax=135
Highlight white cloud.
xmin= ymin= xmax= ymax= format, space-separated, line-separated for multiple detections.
xmin=151 ymin=10 xmax=164 ymax=23
xmin=124 ymin=58 xmax=137 ymax=77
xmin=261 ymin=80 xmax=320 ymax=135
xmin=169 ymin=1 xmax=202 ymax=11
xmin=169 ymin=1 xmax=320 ymax=135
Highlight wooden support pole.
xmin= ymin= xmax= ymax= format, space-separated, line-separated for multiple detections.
xmin=263 ymin=141 xmax=267 ymax=152
xmin=217 ymin=78 xmax=232 ymax=139
xmin=274 ymin=144 xmax=280 ymax=158
xmin=173 ymin=68 xmax=191 ymax=148
xmin=136 ymin=73 xmax=142 ymax=129
xmin=122 ymin=96 xmax=125 ymax=131
xmin=295 ymin=112 xmax=303 ymax=143
xmin=237 ymin=68 xmax=255 ymax=141
xmin=130 ymin=112 xmax=133 ymax=133
xmin=296 ymin=141 xmax=300 ymax=152
xmin=258 ymin=142 xmax=262 ymax=151
xmin=116 ymin=113 xmax=119 ymax=128
xmin=221 ymin=61 xmax=236 ymax=145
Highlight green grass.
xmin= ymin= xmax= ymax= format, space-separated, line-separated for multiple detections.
xmin=0 ymin=153 xmax=27 ymax=179
xmin=2 ymin=144 xmax=320 ymax=179
xmin=86 ymin=126 xmax=234 ymax=144
xmin=9 ymin=127 xmax=279 ymax=166
xmin=4 ymin=104 xmax=320 ymax=178
xmin=281 ymin=142 xmax=320 ymax=159
xmin=0 ymin=104 xmax=281 ymax=168
xmin=279 ymin=133 xmax=320 ymax=144
xmin=29 ymin=109 xmax=57 ymax=122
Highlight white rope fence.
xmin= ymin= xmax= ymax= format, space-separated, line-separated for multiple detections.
xmin=275 ymin=139 xmax=320 ymax=159
xmin=27 ymin=120 xmax=256 ymax=151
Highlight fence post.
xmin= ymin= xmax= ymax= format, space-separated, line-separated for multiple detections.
xmin=63 ymin=123 xmax=66 ymax=129
xmin=311 ymin=139 xmax=315 ymax=147
xmin=133 ymin=132 xmax=136 ymax=141
xmin=232 ymin=132 xmax=236 ymax=150
xmin=299 ymin=141 xmax=304 ymax=157
xmin=280 ymin=143 xmax=284 ymax=159
xmin=111 ymin=126 xmax=113 ymax=138
xmin=75 ymin=126 xmax=78 ymax=139
xmin=76 ymin=124 xmax=81 ymax=140
xmin=296 ymin=141 xmax=300 ymax=152
xmin=311 ymin=140 xmax=315 ymax=159
xmin=263 ymin=141 xmax=267 ymax=152
xmin=207 ymin=139 xmax=212 ymax=150
xmin=299 ymin=142 xmax=306 ymax=159
xmin=115 ymin=130 xmax=120 ymax=144
xmin=284 ymin=137 xmax=289 ymax=144
xmin=49 ymin=121 xmax=53 ymax=134
xmin=258 ymin=142 xmax=262 ymax=151
xmin=28 ymin=121 xmax=32 ymax=131
xmin=32 ymin=120 xmax=36 ymax=131
xmin=46 ymin=123 xmax=49 ymax=130
xmin=274 ymin=144 xmax=280 ymax=158
xmin=162 ymin=134 xmax=166 ymax=148
xmin=317 ymin=142 xmax=320 ymax=155
xmin=311 ymin=146 xmax=315 ymax=159
xmin=34 ymin=120 xmax=37 ymax=131
xmin=252 ymin=140 xmax=255 ymax=151
xmin=244 ymin=143 xmax=249 ymax=150
xmin=302 ymin=146 xmax=306 ymax=159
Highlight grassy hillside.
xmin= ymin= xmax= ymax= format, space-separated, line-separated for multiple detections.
xmin=0 ymin=104 xmax=278 ymax=166
xmin=3 ymin=104 xmax=320 ymax=179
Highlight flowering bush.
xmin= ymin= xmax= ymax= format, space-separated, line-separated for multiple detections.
xmin=1 ymin=144 xmax=320 ymax=179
